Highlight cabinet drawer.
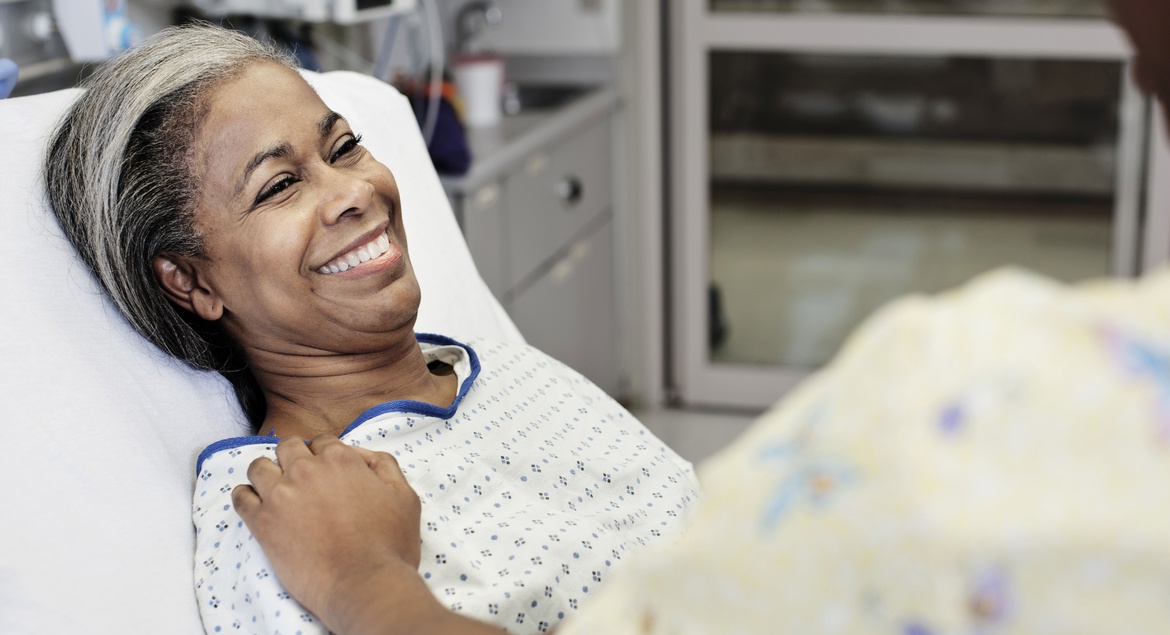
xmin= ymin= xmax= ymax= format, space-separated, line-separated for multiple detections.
xmin=457 ymin=181 xmax=508 ymax=297
xmin=505 ymin=117 xmax=612 ymax=290
xmin=508 ymin=215 xmax=618 ymax=396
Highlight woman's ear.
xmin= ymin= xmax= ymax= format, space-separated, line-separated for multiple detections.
xmin=152 ymin=254 xmax=224 ymax=321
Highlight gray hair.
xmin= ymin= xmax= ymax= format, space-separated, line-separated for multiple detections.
xmin=44 ymin=23 xmax=296 ymax=425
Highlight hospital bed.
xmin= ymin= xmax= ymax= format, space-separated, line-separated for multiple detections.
xmin=10 ymin=52 xmax=1170 ymax=635
xmin=0 ymin=70 xmax=522 ymax=634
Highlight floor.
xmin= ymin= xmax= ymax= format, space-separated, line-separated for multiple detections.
xmin=630 ymin=407 xmax=759 ymax=466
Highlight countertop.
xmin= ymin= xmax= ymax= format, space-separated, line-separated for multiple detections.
xmin=439 ymin=84 xmax=620 ymax=194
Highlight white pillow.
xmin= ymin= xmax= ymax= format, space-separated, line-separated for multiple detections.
xmin=0 ymin=70 xmax=521 ymax=634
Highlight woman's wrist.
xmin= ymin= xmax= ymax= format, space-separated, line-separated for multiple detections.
xmin=322 ymin=557 xmax=505 ymax=635
xmin=322 ymin=557 xmax=433 ymax=635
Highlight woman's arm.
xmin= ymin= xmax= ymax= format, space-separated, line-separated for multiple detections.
xmin=232 ymin=435 xmax=502 ymax=635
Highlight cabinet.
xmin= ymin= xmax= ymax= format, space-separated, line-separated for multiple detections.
xmin=668 ymin=1 xmax=1156 ymax=409
xmin=509 ymin=216 xmax=617 ymax=396
xmin=504 ymin=117 xmax=613 ymax=291
xmin=443 ymin=89 xmax=621 ymax=396
xmin=451 ymin=181 xmax=508 ymax=296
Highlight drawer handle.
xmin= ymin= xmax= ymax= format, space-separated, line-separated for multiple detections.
xmin=556 ymin=176 xmax=583 ymax=206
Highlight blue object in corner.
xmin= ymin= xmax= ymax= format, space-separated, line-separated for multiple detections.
xmin=0 ymin=59 xmax=18 ymax=99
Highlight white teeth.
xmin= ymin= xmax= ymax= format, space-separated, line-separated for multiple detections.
xmin=319 ymin=232 xmax=391 ymax=274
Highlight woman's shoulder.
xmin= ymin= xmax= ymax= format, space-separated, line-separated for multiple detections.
xmin=195 ymin=435 xmax=278 ymax=481
xmin=421 ymin=332 xmax=527 ymax=353
xmin=435 ymin=333 xmax=575 ymax=371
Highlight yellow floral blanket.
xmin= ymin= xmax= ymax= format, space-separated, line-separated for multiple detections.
xmin=563 ymin=268 xmax=1170 ymax=634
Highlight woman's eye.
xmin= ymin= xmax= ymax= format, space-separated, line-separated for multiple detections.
xmin=330 ymin=133 xmax=363 ymax=163
xmin=255 ymin=175 xmax=300 ymax=206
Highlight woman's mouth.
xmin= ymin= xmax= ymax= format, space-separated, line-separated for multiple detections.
xmin=317 ymin=232 xmax=391 ymax=274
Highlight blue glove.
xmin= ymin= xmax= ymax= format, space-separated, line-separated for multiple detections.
xmin=0 ymin=59 xmax=18 ymax=99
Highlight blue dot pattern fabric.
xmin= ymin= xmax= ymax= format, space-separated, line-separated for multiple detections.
xmin=192 ymin=335 xmax=699 ymax=634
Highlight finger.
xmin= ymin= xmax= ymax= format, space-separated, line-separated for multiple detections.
xmin=309 ymin=436 xmax=369 ymax=472
xmin=274 ymin=435 xmax=313 ymax=468
xmin=231 ymin=483 xmax=262 ymax=520
xmin=352 ymin=446 xmax=406 ymax=485
xmin=307 ymin=434 xmax=346 ymax=456
xmin=246 ymin=455 xmax=282 ymax=498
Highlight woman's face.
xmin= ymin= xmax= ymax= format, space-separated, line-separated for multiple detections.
xmin=177 ymin=62 xmax=420 ymax=355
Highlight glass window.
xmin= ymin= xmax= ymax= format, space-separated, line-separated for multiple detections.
xmin=707 ymin=52 xmax=1121 ymax=367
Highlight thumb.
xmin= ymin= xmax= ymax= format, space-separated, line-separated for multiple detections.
xmin=232 ymin=483 xmax=263 ymax=522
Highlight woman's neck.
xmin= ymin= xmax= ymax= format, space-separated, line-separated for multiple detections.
xmin=249 ymin=338 xmax=460 ymax=439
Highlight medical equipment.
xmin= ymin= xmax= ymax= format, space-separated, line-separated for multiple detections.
xmin=190 ymin=0 xmax=416 ymax=24
xmin=369 ymin=0 xmax=444 ymax=147
xmin=0 ymin=0 xmax=71 ymax=95
xmin=455 ymin=1 xmax=502 ymax=54
xmin=0 ymin=0 xmax=140 ymax=99
xmin=46 ymin=0 xmax=141 ymax=61
xmin=0 ymin=70 xmax=520 ymax=634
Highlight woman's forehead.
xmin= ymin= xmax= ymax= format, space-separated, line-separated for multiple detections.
xmin=204 ymin=62 xmax=326 ymax=127
xmin=193 ymin=63 xmax=335 ymax=205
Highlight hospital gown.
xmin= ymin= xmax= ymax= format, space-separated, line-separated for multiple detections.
xmin=193 ymin=334 xmax=698 ymax=635
xmin=560 ymin=267 xmax=1170 ymax=635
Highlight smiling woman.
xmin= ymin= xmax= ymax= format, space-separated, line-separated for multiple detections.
xmin=45 ymin=26 xmax=293 ymax=424
xmin=149 ymin=60 xmax=443 ymax=439
xmin=43 ymin=23 xmax=698 ymax=635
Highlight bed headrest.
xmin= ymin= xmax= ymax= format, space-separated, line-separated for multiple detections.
xmin=0 ymin=69 xmax=519 ymax=634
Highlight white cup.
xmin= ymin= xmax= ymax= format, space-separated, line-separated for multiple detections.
xmin=453 ymin=54 xmax=505 ymax=128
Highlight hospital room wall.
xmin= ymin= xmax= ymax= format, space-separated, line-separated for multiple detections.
xmin=606 ymin=0 xmax=764 ymax=461
xmin=612 ymin=0 xmax=668 ymax=412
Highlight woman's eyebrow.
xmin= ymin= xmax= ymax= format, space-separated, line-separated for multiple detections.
xmin=234 ymin=111 xmax=347 ymax=197
xmin=319 ymin=111 xmax=345 ymax=137
xmin=238 ymin=143 xmax=292 ymax=196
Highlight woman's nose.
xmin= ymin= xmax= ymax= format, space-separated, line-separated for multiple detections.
xmin=317 ymin=166 xmax=375 ymax=225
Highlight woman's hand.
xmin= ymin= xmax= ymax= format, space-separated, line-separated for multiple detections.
xmin=232 ymin=435 xmax=424 ymax=633
xmin=232 ymin=435 xmax=504 ymax=635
